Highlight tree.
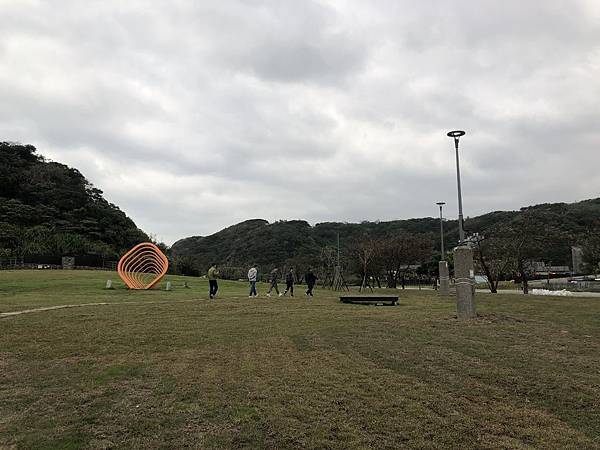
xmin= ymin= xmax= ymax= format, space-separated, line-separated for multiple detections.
xmin=171 ymin=255 xmax=199 ymax=276
xmin=471 ymin=208 xmax=569 ymax=294
xmin=319 ymin=245 xmax=338 ymax=286
xmin=493 ymin=211 xmax=546 ymax=294
xmin=472 ymin=233 xmax=512 ymax=293
xmin=355 ymin=238 xmax=381 ymax=291
xmin=581 ymin=223 xmax=600 ymax=273
xmin=378 ymin=232 xmax=433 ymax=288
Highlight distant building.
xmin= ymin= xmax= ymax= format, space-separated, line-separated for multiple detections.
xmin=528 ymin=261 xmax=570 ymax=275
xmin=530 ymin=261 xmax=546 ymax=273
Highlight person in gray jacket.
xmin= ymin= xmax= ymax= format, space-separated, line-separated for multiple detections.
xmin=248 ymin=265 xmax=258 ymax=297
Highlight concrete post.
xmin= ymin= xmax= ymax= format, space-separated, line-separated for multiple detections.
xmin=61 ymin=256 xmax=75 ymax=270
xmin=571 ymin=246 xmax=583 ymax=274
xmin=438 ymin=261 xmax=449 ymax=296
xmin=453 ymin=245 xmax=476 ymax=320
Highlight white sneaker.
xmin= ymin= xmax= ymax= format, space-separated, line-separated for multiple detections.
xmin=266 ymin=293 xmax=271 ymax=297
xmin=278 ymin=293 xmax=283 ymax=297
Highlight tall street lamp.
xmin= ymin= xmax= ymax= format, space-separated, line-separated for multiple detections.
xmin=447 ymin=129 xmax=476 ymax=319
xmin=447 ymin=130 xmax=466 ymax=244
xmin=436 ymin=202 xmax=446 ymax=260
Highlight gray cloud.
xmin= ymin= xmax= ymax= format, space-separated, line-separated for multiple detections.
xmin=0 ymin=0 xmax=599 ymax=244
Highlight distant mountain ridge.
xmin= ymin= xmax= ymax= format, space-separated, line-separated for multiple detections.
xmin=172 ymin=198 xmax=600 ymax=272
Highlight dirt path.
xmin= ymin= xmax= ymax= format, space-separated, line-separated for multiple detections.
xmin=0 ymin=297 xmax=332 ymax=319
xmin=0 ymin=300 xmax=203 ymax=318
xmin=1 ymin=302 xmax=112 ymax=318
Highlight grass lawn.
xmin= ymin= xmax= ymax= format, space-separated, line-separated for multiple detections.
xmin=1 ymin=270 xmax=599 ymax=449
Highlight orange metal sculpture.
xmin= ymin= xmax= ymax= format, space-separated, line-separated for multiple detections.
xmin=117 ymin=242 xmax=169 ymax=289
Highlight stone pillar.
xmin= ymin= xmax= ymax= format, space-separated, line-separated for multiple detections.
xmin=61 ymin=256 xmax=75 ymax=270
xmin=453 ymin=245 xmax=476 ymax=320
xmin=571 ymin=246 xmax=583 ymax=274
xmin=438 ymin=260 xmax=450 ymax=296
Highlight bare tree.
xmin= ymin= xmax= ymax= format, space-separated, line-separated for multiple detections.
xmin=379 ymin=232 xmax=433 ymax=288
xmin=355 ymin=238 xmax=381 ymax=291
xmin=491 ymin=211 xmax=545 ymax=294
xmin=319 ymin=245 xmax=337 ymax=286
xmin=472 ymin=233 xmax=512 ymax=293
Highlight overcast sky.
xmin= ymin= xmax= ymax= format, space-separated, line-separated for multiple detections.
xmin=1 ymin=1 xmax=599 ymax=244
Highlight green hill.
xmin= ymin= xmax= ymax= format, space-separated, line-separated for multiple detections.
xmin=0 ymin=142 xmax=149 ymax=260
xmin=172 ymin=199 xmax=600 ymax=273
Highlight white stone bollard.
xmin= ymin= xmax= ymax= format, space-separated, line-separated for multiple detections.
xmin=105 ymin=279 xmax=113 ymax=289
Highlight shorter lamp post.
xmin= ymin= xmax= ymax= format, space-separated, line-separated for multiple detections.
xmin=436 ymin=202 xmax=446 ymax=260
xmin=436 ymin=202 xmax=449 ymax=296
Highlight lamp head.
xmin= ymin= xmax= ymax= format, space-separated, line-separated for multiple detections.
xmin=447 ymin=130 xmax=465 ymax=138
xmin=436 ymin=202 xmax=446 ymax=206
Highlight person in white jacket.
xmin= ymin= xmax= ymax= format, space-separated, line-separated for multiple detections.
xmin=248 ymin=265 xmax=258 ymax=297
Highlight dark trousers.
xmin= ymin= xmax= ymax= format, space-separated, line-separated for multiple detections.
xmin=306 ymin=282 xmax=315 ymax=296
xmin=284 ymin=281 xmax=294 ymax=296
xmin=209 ymin=280 xmax=218 ymax=298
xmin=268 ymin=281 xmax=279 ymax=294
xmin=249 ymin=280 xmax=257 ymax=296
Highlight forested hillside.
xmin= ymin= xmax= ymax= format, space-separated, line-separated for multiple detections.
xmin=172 ymin=199 xmax=600 ymax=274
xmin=0 ymin=142 xmax=148 ymax=259
xmin=3 ymin=140 xmax=599 ymax=275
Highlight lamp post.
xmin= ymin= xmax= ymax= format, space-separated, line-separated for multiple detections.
xmin=447 ymin=130 xmax=466 ymax=244
xmin=436 ymin=201 xmax=449 ymax=296
xmin=337 ymin=232 xmax=340 ymax=267
xmin=446 ymin=129 xmax=475 ymax=318
xmin=436 ymin=202 xmax=446 ymax=260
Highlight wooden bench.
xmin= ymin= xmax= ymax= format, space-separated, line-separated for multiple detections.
xmin=339 ymin=295 xmax=399 ymax=306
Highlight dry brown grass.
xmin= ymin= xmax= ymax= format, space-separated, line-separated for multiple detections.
xmin=1 ymin=271 xmax=599 ymax=448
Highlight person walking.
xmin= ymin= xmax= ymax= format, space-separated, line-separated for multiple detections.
xmin=248 ymin=264 xmax=258 ymax=297
xmin=207 ymin=263 xmax=219 ymax=299
xmin=266 ymin=268 xmax=281 ymax=297
xmin=304 ymin=268 xmax=317 ymax=297
xmin=283 ymin=268 xmax=295 ymax=296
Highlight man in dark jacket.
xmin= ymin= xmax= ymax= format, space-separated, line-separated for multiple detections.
xmin=266 ymin=268 xmax=281 ymax=297
xmin=283 ymin=268 xmax=295 ymax=297
xmin=304 ymin=268 xmax=317 ymax=297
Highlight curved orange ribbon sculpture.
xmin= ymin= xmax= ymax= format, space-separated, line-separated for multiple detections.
xmin=117 ymin=242 xmax=169 ymax=289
